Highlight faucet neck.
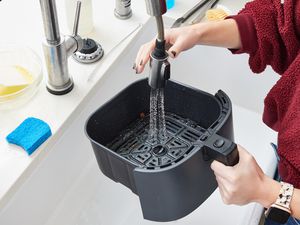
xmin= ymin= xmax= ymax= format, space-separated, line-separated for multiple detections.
xmin=39 ymin=0 xmax=61 ymax=44
xmin=155 ymin=15 xmax=165 ymax=42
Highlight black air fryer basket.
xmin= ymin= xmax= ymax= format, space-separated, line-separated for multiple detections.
xmin=85 ymin=78 xmax=238 ymax=222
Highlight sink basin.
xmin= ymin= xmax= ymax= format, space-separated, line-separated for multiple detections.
xmin=0 ymin=17 xmax=278 ymax=225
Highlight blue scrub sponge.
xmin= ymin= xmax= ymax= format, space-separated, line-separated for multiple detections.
xmin=6 ymin=117 xmax=52 ymax=155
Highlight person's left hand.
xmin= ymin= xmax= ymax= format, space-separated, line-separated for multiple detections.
xmin=211 ymin=145 xmax=280 ymax=207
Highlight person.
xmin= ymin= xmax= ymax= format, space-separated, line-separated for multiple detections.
xmin=133 ymin=0 xmax=300 ymax=224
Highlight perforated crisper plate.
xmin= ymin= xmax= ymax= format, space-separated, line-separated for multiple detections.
xmin=107 ymin=113 xmax=207 ymax=169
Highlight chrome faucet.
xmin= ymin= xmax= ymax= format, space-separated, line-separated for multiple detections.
xmin=145 ymin=0 xmax=170 ymax=89
xmin=114 ymin=0 xmax=132 ymax=19
xmin=39 ymin=0 xmax=84 ymax=95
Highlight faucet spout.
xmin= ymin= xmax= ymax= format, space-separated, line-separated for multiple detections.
xmin=39 ymin=0 xmax=83 ymax=95
xmin=148 ymin=52 xmax=170 ymax=89
xmin=144 ymin=0 xmax=170 ymax=89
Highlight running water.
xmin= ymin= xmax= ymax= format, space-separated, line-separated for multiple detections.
xmin=148 ymin=88 xmax=167 ymax=144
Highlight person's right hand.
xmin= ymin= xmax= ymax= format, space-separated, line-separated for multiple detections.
xmin=134 ymin=25 xmax=201 ymax=74
xmin=211 ymin=145 xmax=280 ymax=207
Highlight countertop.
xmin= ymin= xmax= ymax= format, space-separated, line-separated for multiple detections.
xmin=0 ymin=0 xmax=262 ymax=214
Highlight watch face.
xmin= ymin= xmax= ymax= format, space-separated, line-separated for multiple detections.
xmin=266 ymin=207 xmax=290 ymax=224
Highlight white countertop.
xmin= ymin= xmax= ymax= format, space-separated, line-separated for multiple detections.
xmin=0 ymin=0 xmax=258 ymax=211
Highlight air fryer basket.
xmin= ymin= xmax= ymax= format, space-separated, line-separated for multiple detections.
xmin=85 ymin=78 xmax=238 ymax=222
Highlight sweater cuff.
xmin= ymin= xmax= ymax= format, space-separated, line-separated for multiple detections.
xmin=226 ymin=14 xmax=258 ymax=54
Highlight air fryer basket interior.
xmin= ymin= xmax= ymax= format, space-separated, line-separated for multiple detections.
xmin=86 ymin=78 xmax=221 ymax=148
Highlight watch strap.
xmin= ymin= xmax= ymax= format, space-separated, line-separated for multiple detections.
xmin=275 ymin=182 xmax=294 ymax=210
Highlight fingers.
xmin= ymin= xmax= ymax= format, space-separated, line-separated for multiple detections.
xmin=168 ymin=47 xmax=178 ymax=58
xmin=134 ymin=29 xmax=177 ymax=73
xmin=167 ymin=40 xmax=183 ymax=59
xmin=134 ymin=39 xmax=155 ymax=74
xmin=216 ymin=176 xmax=226 ymax=201
xmin=236 ymin=145 xmax=265 ymax=177
xmin=166 ymin=26 xmax=197 ymax=58
xmin=236 ymin=144 xmax=249 ymax=159
xmin=211 ymin=145 xmax=253 ymax=180
xmin=211 ymin=160 xmax=234 ymax=180
xmin=164 ymin=29 xmax=179 ymax=58
xmin=133 ymin=25 xmax=198 ymax=73
xmin=215 ymin=176 xmax=231 ymax=205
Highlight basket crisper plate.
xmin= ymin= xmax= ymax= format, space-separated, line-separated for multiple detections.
xmin=107 ymin=113 xmax=207 ymax=169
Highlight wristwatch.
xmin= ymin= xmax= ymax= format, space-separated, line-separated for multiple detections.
xmin=265 ymin=181 xmax=294 ymax=224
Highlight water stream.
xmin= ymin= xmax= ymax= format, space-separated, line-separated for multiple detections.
xmin=148 ymin=88 xmax=167 ymax=144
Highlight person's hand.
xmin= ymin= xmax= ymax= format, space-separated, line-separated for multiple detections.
xmin=134 ymin=25 xmax=200 ymax=74
xmin=211 ymin=145 xmax=281 ymax=207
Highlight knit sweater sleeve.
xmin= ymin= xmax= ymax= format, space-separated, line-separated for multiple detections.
xmin=231 ymin=0 xmax=300 ymax=188
xmin=263 ymin=53 xmax=300 ymax=188
xmin=228 ymin=0 xmax=300 ymax=75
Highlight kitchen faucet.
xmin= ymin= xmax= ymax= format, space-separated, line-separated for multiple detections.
xmin=39 ymin=0 xmax=84 ymax=95
xmin=145 ymin=0 xmax=170 ymax=89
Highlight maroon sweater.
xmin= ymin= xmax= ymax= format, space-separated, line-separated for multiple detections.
xmin=230 ymin=0 xmax=300 ymax=188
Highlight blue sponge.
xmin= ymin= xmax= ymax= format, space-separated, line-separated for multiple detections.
xmin=6 ymin=117 xmax=52 ymax=155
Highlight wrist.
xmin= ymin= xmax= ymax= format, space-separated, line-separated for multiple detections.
xmin=189 ymin=19 xmax=242 ymax=49
xmin=188 ymin=23 xmax=206 ymax=45
xmin=192 ymin=22 xmax=207 ymax=44
xmin=256 ymin=176 xmax=281 ymax=208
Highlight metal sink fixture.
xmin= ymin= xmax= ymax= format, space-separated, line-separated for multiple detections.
xmin=39 ymin=0 xmax=84 ymax=95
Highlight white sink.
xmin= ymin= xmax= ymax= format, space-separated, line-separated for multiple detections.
xmin=0 ymin=18 xmax=278 ymax=225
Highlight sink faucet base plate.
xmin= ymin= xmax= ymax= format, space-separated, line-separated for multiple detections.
xmin=46 ymin=81 xmax=74 ymax=95
xmin=72 ymin=38 xmax=104 ymax=64
xmin=114 ymin=9 xmax=132 ymax=20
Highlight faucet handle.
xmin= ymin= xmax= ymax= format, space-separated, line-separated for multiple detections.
xmin=72 ymin=1 xmax=82 ymax=36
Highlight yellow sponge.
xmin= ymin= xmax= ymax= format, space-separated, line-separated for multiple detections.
xmin=206 ymin=8 xmax=229 ymax=21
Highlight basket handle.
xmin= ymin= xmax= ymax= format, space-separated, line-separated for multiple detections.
xmin=203 ymin=134 xmax=239 ymax=166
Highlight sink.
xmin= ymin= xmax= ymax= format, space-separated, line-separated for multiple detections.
xmin=0 ymin=18 xmax=278 ymax=225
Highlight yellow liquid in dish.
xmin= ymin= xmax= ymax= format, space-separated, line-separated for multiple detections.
xmin=0 ymin=65 xmax=34 ymax=97
xmin=14 ymin=65 xmax=34 ymax=83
